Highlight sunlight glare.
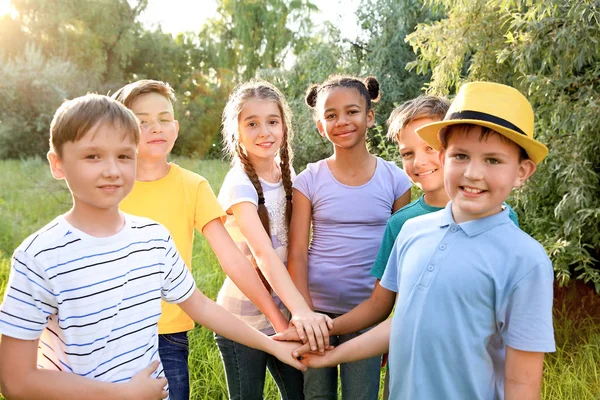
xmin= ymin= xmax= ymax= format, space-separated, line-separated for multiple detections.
xmin=0 ymin=0 xmax=11 ymax=17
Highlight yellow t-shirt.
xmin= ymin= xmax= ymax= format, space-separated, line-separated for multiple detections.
xmin=120 ymin=163 xmax=225 ymax=334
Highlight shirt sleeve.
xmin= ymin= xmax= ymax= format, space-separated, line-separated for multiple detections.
xmin=391 ymin=162 xmax=412 ymax=200
xmin=371 ymin=221 xmax=398 ymax=280
xmin=217 ymin=168 xmax=259 ymax=212
xmin=292 ymin=167 xmax=313 ymax=201
xmin=194 ymin=179 xmax=226 ymax=232
xmin=0 ymin=251 xmax=56 ymax=340
xmin=380 ymin=238 xmax=402 ymax=293
xmin=499 ymin=258 xmax=556 ymax=352
xmin=161 ymin=235 xmax=196 ymax=304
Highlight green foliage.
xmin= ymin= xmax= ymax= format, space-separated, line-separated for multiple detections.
xmin=11 ymin=0 xmax=147 ymax=84
xmin=407 ymin=0 xmax=600 ymax=289
xmin=0 ymin=46 xmax=91 ymax=158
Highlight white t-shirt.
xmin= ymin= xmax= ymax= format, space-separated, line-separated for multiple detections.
xmin=0 ymin=214 xmax=195 ymax=396
xmin=216 ymin=163 xmax=292 ymax=335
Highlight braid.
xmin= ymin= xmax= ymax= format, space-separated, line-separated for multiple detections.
xmin=279 ymin=131 xmax=294 ymax=228
xmin=236 ymin=144 xmax=273 ymax=292
xmin=237 ymin=144 xmax=271 ymax=238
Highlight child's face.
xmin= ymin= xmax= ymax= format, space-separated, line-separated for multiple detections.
xmin=440 ymin=126 xmax=535 ymax=223
xmin=316 ymin=87 xmax=374 ymax=150
xmin=129 ymin=92 xmax=179 ymax=162
xmin=398 ymin=118 xmax=445 ymax=198
xmin=48 ymin=122 xmax=137 ymax=215
xmin=238 ymin=99 xmax=284 ymax=163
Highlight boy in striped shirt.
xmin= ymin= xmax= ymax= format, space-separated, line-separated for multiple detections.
xmin=0 ymin=94 xmax=304 ymax=400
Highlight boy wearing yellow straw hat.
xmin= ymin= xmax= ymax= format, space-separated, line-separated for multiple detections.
xmin=296 ymin=82 xmax=556 ymax=399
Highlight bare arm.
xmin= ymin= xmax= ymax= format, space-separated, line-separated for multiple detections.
xmin=504 ymin=346 xmax=544 ymax=400
xmin=299 ymin=317 xmax=392 ymax=369
xmin=287 ymin=189 xmax=314 ymax=308
xmin=0 ymin=336 xmax=167 ymax=400
xmin=230 ymin=201 xmax=332 ymax=351
xmin=392 ymin=189 xmax=412 ymax=213
xmin=275 ymin=281 xmax=395 ymax=357
xmin=202 ymin=218 xmax=289 ymax=332
xmin=178 ymin=289 xmax=305 ymax=371
xmin=330 ymin=281 xmax=395 ymax=336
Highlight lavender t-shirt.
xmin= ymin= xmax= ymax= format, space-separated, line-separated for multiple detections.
xmin=294 ymin=157 xmax=411 ymax=314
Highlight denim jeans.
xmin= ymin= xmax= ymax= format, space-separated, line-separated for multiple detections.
xmin=159 ymin=332 xmax=190 ymax=400
xmin=216 ymin=334 xmax=304 ymax=400
xmin=303 ymin=315 xmax=381 ymax=400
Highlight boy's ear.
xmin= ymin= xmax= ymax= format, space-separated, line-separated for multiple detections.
xmin=316 ymin=119 xmax=326 ymax=138
xmin=513 ymin=159 xmax=536 ymax=189
xmin=47 ymin=151 xmax=65 ymax=180
xmin=174 ymin=119 xmax=180 ymax=139
xmin=366 ymin=109 xmax=375 ymax=128
xmin=438 ymin=147 xmax=447 ymax=166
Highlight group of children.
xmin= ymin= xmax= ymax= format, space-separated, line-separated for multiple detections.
xmin=0 ymin=73 xmax=555 ymax=400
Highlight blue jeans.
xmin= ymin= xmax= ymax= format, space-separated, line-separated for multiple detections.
xmin=216 ymin=334 xmax=304 ymax=400
xmin=303 ymin=317 xmax=381 ymax=400
xmin=159 ymin=332 xmax=190 ymax=400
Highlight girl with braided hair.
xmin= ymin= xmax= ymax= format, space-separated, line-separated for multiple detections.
xmin=216 ymin=79 xmax=332 ymax=399
xmin=284 ymin=75 xmax=412 ymax=399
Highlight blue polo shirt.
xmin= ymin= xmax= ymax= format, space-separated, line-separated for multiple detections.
xmin=381 ymin=203 xmax=555 ymax=400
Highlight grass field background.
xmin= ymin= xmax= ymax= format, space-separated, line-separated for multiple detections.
xmin=0 ymin=157 xmax=598 ymax=399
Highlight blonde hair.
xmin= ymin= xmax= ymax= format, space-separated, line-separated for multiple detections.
xmin=222 ymin=79 xmax=294 ymax=240
xmin=111 ymin=79 xmax=176 ymax=109
xmin=50 ymin=94 xmax=139 ymax=157
xmin=386 ymin=95 xmax=450 ymax=142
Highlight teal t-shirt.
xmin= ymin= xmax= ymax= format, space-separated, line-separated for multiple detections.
xmin=370 ymin=195 xmax=519 ymax=280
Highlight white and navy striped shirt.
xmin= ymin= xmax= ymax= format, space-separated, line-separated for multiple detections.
xmin=0 ymin=213 xmax=195 ymax=392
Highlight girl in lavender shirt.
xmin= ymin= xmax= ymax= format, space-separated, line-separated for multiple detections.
xmin=287 ymin=75 xmax=412 ymax=399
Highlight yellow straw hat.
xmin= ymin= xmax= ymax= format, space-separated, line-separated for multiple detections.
xmin=416 ymin=81 xmax=548 ymax=164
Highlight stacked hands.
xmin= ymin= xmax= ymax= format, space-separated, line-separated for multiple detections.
xmin=272 ymin=311 xmax=337 ymax=369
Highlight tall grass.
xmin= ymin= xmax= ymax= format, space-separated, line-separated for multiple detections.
xmin=0 ymin=157 xmax=598 ymax=399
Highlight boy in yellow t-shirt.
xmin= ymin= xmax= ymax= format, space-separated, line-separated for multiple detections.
xmin=113 ymin=80 xmax=292 ymax=399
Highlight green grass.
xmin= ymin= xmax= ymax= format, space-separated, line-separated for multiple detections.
xmin=0 ymin=157 xmax=599 ymax=399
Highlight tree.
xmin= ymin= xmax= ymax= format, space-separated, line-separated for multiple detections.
xmin=0 ymin=45 xmax=90 ymax=158
xmin=11 ymin=0 xmax=147 ymax=84
xmin=407 ymin=0 xmax=600 ymax=290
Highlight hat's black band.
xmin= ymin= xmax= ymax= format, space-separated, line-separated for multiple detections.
xmin=447 ymin=110 xmax=526 ymax=136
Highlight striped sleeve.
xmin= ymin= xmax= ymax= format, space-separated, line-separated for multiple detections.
xmin=0 ymin=251 xmax=56 ymax=340
xmin=161 ymin=235 xmax=196 ymax=304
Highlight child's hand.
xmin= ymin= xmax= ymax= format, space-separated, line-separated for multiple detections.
xmin=268 ymin=339 xmax=308 ymax=372
xmin=297 ymin=348 xmax=338 ymax=369
xmin=271 ymin=324 xmax=302 ymax=342
xmin=124 ymin=360 xmax=168 ymax=400
xmin=290 ymin=311 xmax=333 ymax=353
xmin=292 ymin=340 xmax=334 ymax=358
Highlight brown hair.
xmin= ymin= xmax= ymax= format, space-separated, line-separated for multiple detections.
xmin=387 ymin=95 xmax=450 ymax=142
xmin=222 ymin=79 xmax=294 ymax=246
xmin=111 ymin=79 xmax=176 ymax=109
xmin=49 ymin=94 xmax=140 ymax=157
xmin=305 ymin=75 xmax=380 ymax=120
xmin=440 ymin=124 xmax=529 ymax=161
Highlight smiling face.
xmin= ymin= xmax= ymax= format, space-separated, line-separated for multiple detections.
xmin=316 ymin=87 xmax=374 ymax=150
xmin=398 ymin=117 xmax=446 ymax=204
xmin=48 ymin=121 xmax=137 ymax=216
xmin=237 ymin=98 xmax=284 ymax=163
xmin=440 ymin=125 xmax=536 ymax=223
xmin=129 ymin=92 xmax=179 ymax=162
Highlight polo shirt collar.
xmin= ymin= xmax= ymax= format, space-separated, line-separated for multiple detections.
xmin=439 ymin=201 xmax=511 ymax=237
